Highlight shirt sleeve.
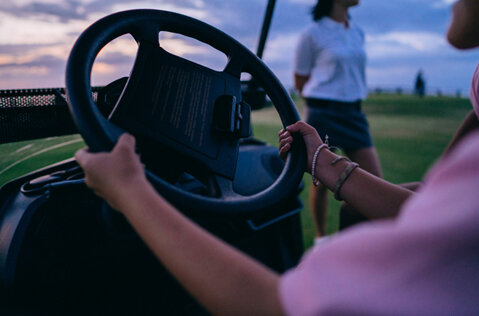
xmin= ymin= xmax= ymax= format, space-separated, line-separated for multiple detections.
xmin=294 ymin=30 xmax=315 ymax=76
xmin=279 ymin=131 xmax=479 ymax=316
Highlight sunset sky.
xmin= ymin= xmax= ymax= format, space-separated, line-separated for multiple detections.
xmin=1 ymin=0 xmax=478 ymax=96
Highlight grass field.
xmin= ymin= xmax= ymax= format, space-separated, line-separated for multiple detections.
xmin=0 ymin=94 xmax=472 ymax=248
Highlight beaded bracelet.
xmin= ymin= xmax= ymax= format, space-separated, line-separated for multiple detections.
xmin=333 ymin=162 xmax=359 ymax=201
xmin=311 ymin=143 xmax=329 ymax=187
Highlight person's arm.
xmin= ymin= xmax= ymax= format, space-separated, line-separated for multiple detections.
xmin=293 ymin=30 xmax=314 ymax=95
xmin=315 ymin=149 xmax=413 ymax=218
xmin=279 ymin=122 xmax=413 ymax=219
xmin=75 ymin=135 xmax=285 ymax=316
xmin=294 ymin=73 xmax=310 ymax=95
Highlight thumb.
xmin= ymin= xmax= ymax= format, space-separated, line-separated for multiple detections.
xmin=286 ymin=121 xmax=312 ymax=136
xmin=114 ymin=133 xmax=136 ymax=153
xmin=285 ymin=121 xmax=301 ymax=133
xmin=75 ymin=147 xmax=91 ymax=167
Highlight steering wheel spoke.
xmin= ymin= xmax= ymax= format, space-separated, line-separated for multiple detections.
xmin=206 ymin=173 xmax=241 ymax=199
xmin=107 ymin=41 xmax=156 ymax=118
xmin=224 ymin=53 xmax=246 ymax=79
xmin=107 ymin=41 xmax=159 ymax=125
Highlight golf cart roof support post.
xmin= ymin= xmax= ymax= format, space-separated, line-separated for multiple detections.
xmin=256 ymin=0 xmax=277 ymax=59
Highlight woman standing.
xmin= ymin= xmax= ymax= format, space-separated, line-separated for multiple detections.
xmin=294 ymin=0 xmax=382 ymax=237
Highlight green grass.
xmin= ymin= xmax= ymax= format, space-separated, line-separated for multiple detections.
xmin=0 ymin=135 xmax=85 ymax=184
xmin=0 ymin=94 xmax=472 ymax=249
xmin=366 ymin=95 xmax=471 ymax=183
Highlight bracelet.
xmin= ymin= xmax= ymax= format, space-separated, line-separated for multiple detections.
xmin=330 ymin=156 xmax=351 ymax=165
xmin=311 ymin=144 xmax=329 ymax=187
xmin=333 ymin=162 xmax=359 ymax=201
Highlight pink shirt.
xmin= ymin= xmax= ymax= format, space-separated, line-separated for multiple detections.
xmin=470 ymin=64 xmax=479 ymax=119
xmin=280 ymin=131 xmax=479 ymax=315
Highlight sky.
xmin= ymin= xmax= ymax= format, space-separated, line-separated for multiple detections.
xmin=1 ymin=0 xmax=478 ymax=96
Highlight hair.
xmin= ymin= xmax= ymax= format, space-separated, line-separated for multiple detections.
xmin=311 ymin=0 xmax=334 ymax=21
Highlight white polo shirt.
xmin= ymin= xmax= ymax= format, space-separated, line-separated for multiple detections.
xmin=294 ymin=17 xmax=367 ymax=102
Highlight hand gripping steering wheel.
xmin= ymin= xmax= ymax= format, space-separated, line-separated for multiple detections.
xmin=66 ymin=9 xmax=306 ymax=217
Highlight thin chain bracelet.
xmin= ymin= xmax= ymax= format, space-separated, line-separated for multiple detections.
xmin=311 ymin=143 xmax=329 ymax=186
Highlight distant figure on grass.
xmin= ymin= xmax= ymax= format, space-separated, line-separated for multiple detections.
xmin=293 ymin=0 xmax=382 ymax=238
xmin=415 ymin=69 xmax=426 ymax=97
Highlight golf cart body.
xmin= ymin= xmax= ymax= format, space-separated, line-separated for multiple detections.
xmin=0 ymin=3 xmax=305 ymax=315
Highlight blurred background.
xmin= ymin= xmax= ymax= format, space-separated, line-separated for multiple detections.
xmin=1 ymin=0 xmax=478 ymax=96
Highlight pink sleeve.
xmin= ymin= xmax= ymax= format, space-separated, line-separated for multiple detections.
xmin=469 ymin=64 xmax=479 ymax=120
xmin=280 ymin=132 xmax=479 ymax=316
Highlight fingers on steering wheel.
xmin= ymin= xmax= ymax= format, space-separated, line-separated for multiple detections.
xmin=285 ymin=121 xmax=308 ymax=134
xmin=278 ymin=128 xmax=290 ymax=139
xmin=75 ymin=147 xmax=93 ymax=170
xmin=279 ymin=135 xmax=293 ymax=147
xmin=279 ymin=142 xmax=291 ymax=156
xmin=278 ymin=132 xmax=293 ymax=160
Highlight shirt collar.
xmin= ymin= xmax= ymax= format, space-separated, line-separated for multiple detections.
xmin=321 ymin=16 xmax=349 ymax=30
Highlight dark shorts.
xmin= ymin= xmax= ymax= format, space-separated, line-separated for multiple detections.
xmin=304 ymin=98 xmax=373 ymax=151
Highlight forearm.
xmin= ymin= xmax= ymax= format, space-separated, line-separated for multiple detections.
xmin=294 ymin=74 xmax=309 ymax=95
xmin=315 ymin=149 xmax=414 ymax=219
xmin=118 ymin=181 xmax=284 ymax=316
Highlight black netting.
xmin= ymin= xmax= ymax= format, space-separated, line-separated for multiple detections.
xmin=0 ymin=88 xmax=100 ymax=144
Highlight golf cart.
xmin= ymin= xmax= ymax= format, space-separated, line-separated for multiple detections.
xmin=0 ymin=3 xmax=306 ymax=315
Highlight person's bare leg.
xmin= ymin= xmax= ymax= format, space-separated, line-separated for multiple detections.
xmin=344 ymin=146 xmax=382 ymax=177
xmin=309 ymin=183 xmax=328 ymax=237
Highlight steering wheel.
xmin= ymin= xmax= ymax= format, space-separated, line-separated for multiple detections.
xmin=66 ymin=9 xmax=306 ymax=217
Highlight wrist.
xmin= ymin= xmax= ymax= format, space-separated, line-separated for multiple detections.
xmin=310 ymin=143 xmax=329 ymax=184
xmin=114 ymin=176 xmax=153 ymax=211
xmin=312 ymin=149 xmax=344 ymax=188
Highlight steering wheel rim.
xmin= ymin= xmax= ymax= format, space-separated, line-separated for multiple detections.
xmin=66 ymin=9 xmax=306 ymax=217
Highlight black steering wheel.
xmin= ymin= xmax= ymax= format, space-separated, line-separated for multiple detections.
xmin=66 ymin=9 xmax=306 ymax=217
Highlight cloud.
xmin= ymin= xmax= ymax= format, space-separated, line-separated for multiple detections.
xmin=160 ymin=36 xmax=228 ymax=71
xmin=0 ymin=65 xmax=49 ymax=76
xmin=433 ymin=0 xmax=456 ymax=8
xmin=95 ymin=36 xmax=138 ymax=61
xmin=262 ymin=32 xmax=299 ymax=62
xmin=0 ymin=11 xmax=89 ymax=46
xmin=0 ymin=42 xmax=71 ymax=72
xmin=353 ymin=0 xmax=452 ymax=35
xmin=0 ymin=0 xmax=214 ymax=25
xmin=287 ymin=0 xmax=314 ymax=3
xmin=0 ymin=43 xmax=51 ymax=56
xmin=0 ymin=1 xmax=88 ymax=23
xmin=0 ymin=53 xmax=64 ymax=89
xmin=92 ymin=62 xmax=116 ymax=74
xmin=0 ymin=54 xmax=65 ymax=70
xmin=367 ymin=32 xmax=448 ymax=58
